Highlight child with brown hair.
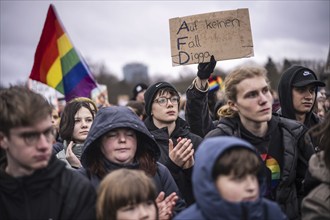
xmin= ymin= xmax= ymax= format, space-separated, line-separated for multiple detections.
xmin=174 ymin=136 xmax=287 ymax=220
xmin=97 ymin=168 xmax=158 ymax=220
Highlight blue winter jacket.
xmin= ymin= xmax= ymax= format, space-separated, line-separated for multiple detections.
xmin=174 ymin=136 xmax=288 ymax=220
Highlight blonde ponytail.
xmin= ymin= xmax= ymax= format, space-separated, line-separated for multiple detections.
xmin=217 ymin=104 xmax=237 ymax=118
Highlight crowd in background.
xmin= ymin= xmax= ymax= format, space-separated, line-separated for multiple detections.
xmin=1 ymin=59 xmax=330 ymax=220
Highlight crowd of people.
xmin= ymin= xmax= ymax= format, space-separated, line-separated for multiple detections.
xmin=0 ymin=57 xmax=329 ymax=220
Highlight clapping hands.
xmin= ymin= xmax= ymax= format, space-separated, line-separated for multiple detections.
xmin=169 ymin=138 xmax=194 ymax=169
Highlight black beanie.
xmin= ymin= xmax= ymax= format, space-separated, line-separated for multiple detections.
xmin=144 ymin=82 xmax=178 ymax=116
xmin=132 ymin=83 xmax=148 ymax=100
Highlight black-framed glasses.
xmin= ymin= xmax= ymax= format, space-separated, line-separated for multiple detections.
xmin=153 ymin=96 xmax=180 ymax=106
xmin=11 ymin=127 xmax=56 ymax=145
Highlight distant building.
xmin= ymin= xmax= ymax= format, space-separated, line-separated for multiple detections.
xmin=123 ymin=63 xmax=149 ymax=83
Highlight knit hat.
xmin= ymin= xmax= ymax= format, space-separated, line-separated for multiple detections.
xmin=287 ymin=66 xmax=325 ymax=87
xmin=132 ymin=83 xmax=148 ymax=100
xmin=144 ymin=82 xmax=178 ymax=116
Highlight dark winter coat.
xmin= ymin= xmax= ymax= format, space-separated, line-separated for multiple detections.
xmin=79 ymin=106 xmax=186 ymax=213
xmin=277 ymin=65 xmax=321 ymax=129
xmin=277 ymin=66 xmax=324 ymax=198
xmin=174 ymin=136 xmax=287 ymax=220
xmin=52 ymin=138 xmax=64 ymax=154
xmin=144 ymin=116 xmax=202 ymax=205
xmin=185 ymin=84 xmax=315 ymax=219
xmin=0 ymin=156 xmax=96 ymax=220
xmin=185 ymin=82 xmax=217 ymax=137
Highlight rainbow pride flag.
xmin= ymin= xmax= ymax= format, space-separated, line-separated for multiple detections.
xmin=29 ymin=4 xmax=97 ymax=101
xmin=208 ymin=76 xmax=223 ymax=91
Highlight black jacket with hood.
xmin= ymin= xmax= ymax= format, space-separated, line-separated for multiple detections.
xmin=174 ymin=136 xmax=288 ymax=220
xmin=144 ymin=116 xmax=202 ymax=205
xmin=277 ymin=66 xmax=321 ymax=132
xmin=79 ymin=106 xmax=186 ymax=213
xmin=278 ymin=65 xmax=326 ymax=198
xmin=0 ymin=155 xmax=96 ymax=220
xmin=186 ymin=84 xmax=314 ymax=219
xmin=277 ymin=65 xmax=323 ymax=154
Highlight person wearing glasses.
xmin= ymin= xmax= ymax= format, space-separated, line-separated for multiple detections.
xmin=0 ymin=86 xmax=96 ymax=220
xmin=143 ymin=82 xmax=202 ymax=206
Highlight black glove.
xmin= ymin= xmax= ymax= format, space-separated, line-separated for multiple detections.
xmin=197 ymin=55 xmax=217 ymax=79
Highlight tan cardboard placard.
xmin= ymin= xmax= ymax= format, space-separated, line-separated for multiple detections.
xmin=169 ymin=8 xmax=254 ymax=66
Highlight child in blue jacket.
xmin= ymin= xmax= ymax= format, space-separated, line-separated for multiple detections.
xmin=174 ymin=136 xmax=287 ymax=220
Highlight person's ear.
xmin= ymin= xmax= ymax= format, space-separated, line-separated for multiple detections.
xmin=228 ymin=100 xmax=238 ymax=112
xmin=0 ymin=132 xmax=9 ymax=150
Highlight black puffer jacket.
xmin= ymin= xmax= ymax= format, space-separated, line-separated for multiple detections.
xmin=144 ymin=116 xmax=202 ymax=205
xmin=0 ymin=156 xmax=96 ymax=220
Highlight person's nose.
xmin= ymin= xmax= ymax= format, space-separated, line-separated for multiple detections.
xmin=167 ymin=98 xmax=174 ymax=106
xmin=246 ymin=176 xmax=258 ymax=193
xmin=305 ymin=90 xmax=314 ymax=100
xmin=118 ymin=133 xmax=127 ymax=143
xmin=36 ymin=133 xmax=52 ymax=150
xmin=259 ymin=93 xmax=268 ymax=105
xmin=81 ymin=120 xmax=88 ymax=128
xmin=138 ymin=204 xmax=149 ymax=220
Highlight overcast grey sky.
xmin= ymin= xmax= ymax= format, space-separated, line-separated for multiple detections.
xmin=1 ymin=1 xmax=329 ymax=87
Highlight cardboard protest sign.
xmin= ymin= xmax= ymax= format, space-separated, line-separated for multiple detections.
xmin=169 ymin=8 xmax=254 ymax=66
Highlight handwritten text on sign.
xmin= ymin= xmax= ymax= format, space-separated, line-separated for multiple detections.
xmin=169 ymin=8 xmax=254 ymax=66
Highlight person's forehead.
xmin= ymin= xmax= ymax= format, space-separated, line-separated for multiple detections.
xmin=155 ymin=90 xmax=173 ymax=97
xmin=108 ymin=128 xmax=135 ymax=133
xmin=236 ymin=77 xmax=268 ymax=93
xmin=10 ymin=116 xmax=52 ymax=133
xmin=75 ymin=107 xmax=94 ymax=117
